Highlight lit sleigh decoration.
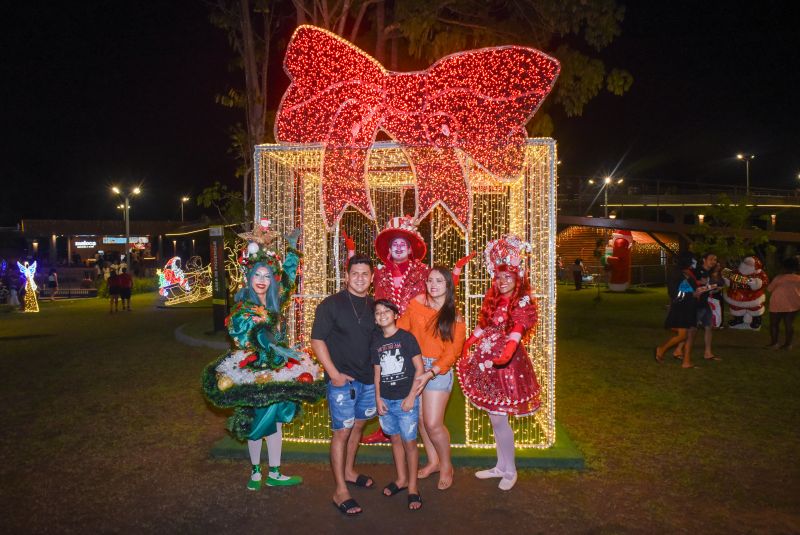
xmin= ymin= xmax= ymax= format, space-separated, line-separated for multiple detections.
xmin=157 ymin=256 xmax=212 ymax=305
xmin=275 ymin=25 xmax=560 ymax=231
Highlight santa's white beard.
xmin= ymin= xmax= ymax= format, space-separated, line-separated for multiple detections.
xmin=738 ymin=263 xmax=756 ymax=276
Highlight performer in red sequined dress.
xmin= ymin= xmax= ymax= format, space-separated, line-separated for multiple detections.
xmin=457 ymin=235 xmax=541 ymax=491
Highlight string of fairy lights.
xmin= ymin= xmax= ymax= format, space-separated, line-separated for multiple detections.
xmin=254 ymin=139 xmax=557 ymax=448
xmin=274 ymin=25 xmax=560 ymax=232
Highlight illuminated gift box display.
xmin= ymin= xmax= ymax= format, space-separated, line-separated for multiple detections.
xmin=254 ymin=139 xmax=557 ymax=447
xmin=251 ymin=25 xmax=559 ymax=447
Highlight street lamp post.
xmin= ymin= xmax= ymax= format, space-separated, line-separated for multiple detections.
xmin=180 ymin=196 xmax=190 ymax=222
xmin=736 ymin=153 xmax=755 ymax=196
xmin=585 ymin=176 xmax=623 ymax=217
xmin=112 ymin=185 xmax=141 ymax=264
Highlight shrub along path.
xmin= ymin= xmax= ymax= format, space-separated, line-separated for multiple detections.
xmin=0 ymin=289 xmax=797 ymax=533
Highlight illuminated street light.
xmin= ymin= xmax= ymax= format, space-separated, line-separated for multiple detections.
xmin=111 ymin=185 xmax=142 ymax=263
xmin=736 ymin=153 xmax=755 ymax=195
xmin=180 ymin=196 xmax=190 ymax=222
xmin=585 ymin=176 xmax=624 ymax=217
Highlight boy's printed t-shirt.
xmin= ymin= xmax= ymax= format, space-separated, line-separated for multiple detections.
xmin=370 ymin=328 xmax=421 ymax=400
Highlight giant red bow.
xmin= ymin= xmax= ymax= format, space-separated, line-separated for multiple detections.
xmin=275 ymin=25 xmax=560 ymax=231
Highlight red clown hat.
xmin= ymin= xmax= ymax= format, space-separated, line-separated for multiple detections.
xmin=374 ymin=216 xmax=427 ymax=262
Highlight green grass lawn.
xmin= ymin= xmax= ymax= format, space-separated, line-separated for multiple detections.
xmin=0 ymin=289 xmax=798 ymax=532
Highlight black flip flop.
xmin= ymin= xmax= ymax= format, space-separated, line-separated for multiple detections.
xmin=408 ymin=493 xmax=423 ymax=511
xmin=333 ymin=498 xmax=362 ymax=516
xmin=346 ymin=474 xmax=374 ymax=488
xmin=383 ymin=482 xmax=407 ymax=496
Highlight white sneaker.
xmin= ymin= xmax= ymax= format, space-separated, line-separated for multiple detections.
xmin=498 ymin=472 xmax=517 ymax=491
xmin=475 ymin=467 xmax=504 ymax=479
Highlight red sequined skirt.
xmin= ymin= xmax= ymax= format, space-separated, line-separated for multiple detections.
xmin=457 ymin=335 xmax=541 ymax=416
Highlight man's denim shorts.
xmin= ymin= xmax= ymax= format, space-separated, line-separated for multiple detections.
xmin=422 ymin=356 xmax=454 ymax=393
xmin=379 ymin=396 xmax=420 ymax=442
xmin=327 ymin=380 xmax=377 ymax=431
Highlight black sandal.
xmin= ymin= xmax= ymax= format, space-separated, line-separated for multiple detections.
xmin=383 ymin=482 xmax=407 ymax=496
xmin=333 ymin=498 xmax=362 ymax=516
xmin=408 ymin=493 xmax=423 ymax=511
xmin=346 ymin=474 xmax=374 ymax=488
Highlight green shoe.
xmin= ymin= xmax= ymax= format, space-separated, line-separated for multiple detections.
xmin=247 ymin=465 xmax=262 ymax=491
xmin=266 ymin=466 xmax=303 ymax=487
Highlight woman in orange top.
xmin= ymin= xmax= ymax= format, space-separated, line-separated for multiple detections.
xmin=397 ymin=266 xmax=465 ymax=490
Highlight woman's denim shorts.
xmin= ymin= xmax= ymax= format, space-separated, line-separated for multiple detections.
xmin=423 ymin=356 xmax=454 ymax=393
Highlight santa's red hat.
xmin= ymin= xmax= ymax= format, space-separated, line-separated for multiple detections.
xmin=612 ymin=230 xmax=634 ymax=244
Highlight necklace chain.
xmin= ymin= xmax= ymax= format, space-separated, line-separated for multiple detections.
xmin=346 ymin=291 xmax=368 ymax=324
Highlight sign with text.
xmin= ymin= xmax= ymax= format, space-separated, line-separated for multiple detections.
xmin=209 ymin=226 xmax=227 ymax=331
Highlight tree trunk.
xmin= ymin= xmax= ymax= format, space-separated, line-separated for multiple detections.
xmin=374 ymin=0 xmax=385 ymax=63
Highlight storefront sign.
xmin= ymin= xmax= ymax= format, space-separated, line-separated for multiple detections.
xmin=75 ymin=240 xmax=97 ymax=248
xmin=102 ymin=236 xmax=149 ymax=244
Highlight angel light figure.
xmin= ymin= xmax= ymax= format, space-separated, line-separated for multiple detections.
xmin=17 ymin=260 xmax=39 ymax=313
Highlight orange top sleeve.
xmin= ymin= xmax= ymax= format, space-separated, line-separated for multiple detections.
xmin=397 ymin=298 xmax=466 ymax=374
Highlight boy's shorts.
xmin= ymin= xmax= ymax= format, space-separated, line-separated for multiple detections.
xmin=327 ymin=380 xmax=376 ymax=431
xmin=422 ymin=356 xmax=454 ymax=392
xmin=379 ymin=396 xmax=420 ymax=442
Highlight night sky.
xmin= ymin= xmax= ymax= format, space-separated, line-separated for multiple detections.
xmin=2 ymin=1 xmax=798 ymax=226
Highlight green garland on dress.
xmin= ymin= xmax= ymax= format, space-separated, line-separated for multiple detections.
xmin=201 ymin=356 xmax=326 ymax=409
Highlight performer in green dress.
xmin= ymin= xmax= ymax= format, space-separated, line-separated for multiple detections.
xmin=203 ymin=222 xmax=324 ymax=490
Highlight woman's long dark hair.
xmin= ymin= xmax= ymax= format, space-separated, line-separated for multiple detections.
xmin=428 ymin=266 xmax=456 ymax=342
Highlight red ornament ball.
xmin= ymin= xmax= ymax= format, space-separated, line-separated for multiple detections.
xmin=296 ymin=372 xmax=314 ymax=384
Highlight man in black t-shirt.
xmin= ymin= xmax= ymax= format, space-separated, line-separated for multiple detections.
xmin=310 ymin=255 xmax=377 ymax=516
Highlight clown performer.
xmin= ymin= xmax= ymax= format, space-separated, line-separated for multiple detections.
xmin=202 ymin=221 xmax=324 ymax=490
xmin=457 ymin=235 xmax=541 ymax=491
xmin=345 ymin=216 xmax=473 ymax=443
xmin=722 ymin=256 xmax=770 ymax=330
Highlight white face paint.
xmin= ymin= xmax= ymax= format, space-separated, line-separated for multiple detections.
xmin=390 ymin=237 xmax=411 ymax=263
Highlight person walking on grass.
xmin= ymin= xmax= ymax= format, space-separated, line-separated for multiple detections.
xmin=47 ymin=268 xmax=58 ymax=302
xmin=656 ymin=254 xmax=714 ymax=368
xmin=571 ymin=258 xmax=586 ymax=290
xmin=117 ymin=267 xmax=133 ymax=311
xmin=397 ymin=267 xmax=465 ymax=491
xmin=311 ymin=254 xmax=378 ymax=516
xmin=108 ymin=269 xmax=120 ymax=313
xmin=766 ymin=256 xmax=800 ymax=351
xmin=371 ymin=299 xmax=424 ymax=511
xmin=679 ymin=253 xmax=721 ymax=361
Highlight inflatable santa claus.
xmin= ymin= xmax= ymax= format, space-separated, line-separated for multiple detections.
xmin=605 ymin=230 xmax=634 ymax=292
xmin=722 ymin=256 xmax=769 ymax=330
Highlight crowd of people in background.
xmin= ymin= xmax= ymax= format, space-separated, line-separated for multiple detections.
xmin=655 ymin=251 xmax=800 ymax=367
xmin=0 ymin=253 xmax=141 ymax=311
